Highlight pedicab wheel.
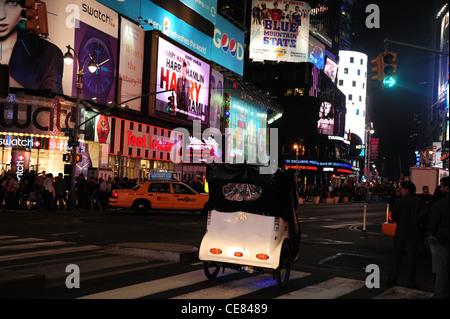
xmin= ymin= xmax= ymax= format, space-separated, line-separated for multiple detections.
xmin=275 ymin=242 xmax=291 ymax=289
xmin=203 ymin=261 xmax=221 ymax=280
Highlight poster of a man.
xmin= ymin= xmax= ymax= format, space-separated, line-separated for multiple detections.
xmin=176 ymin=61 xmax=191 ymax=114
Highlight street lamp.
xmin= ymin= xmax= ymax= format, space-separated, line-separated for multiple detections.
xmin=365 ymin=124 xmax=375 ymax=182
xmin=293 ymin=144 xmax=299 ymax=182
xmin=63 ymin=45 xmax=98 ymax=208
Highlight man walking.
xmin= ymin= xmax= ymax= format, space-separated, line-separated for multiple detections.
xmin=387 ymin=181 xmax=426 ymax=288
xmin=427 ymin=176 xmax=449 ymax=299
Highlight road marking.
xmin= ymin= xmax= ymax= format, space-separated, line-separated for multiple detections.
xmin=374 ymin=286 xmax=434 ymax=299
xmin=77 ymin=269 xmax=220 ymax=299
xmin=0 ymin=241 xmax=75 ymax=252
xmin=172 ymin=270 xmax=311 ymax=299
xmin=276 ymin=277 xmax=365 ymax=299
xmin=0 ymin=245 xmax=102 ymax=262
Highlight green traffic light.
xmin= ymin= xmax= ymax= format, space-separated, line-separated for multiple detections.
xmin=383 ymin=76 xmax=396 ymax=88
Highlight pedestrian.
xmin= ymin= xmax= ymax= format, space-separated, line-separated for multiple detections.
xmin=76 ymin=174 xmax=89 ymax=211
xmin=98 ymin=177 xmax=108 ymax=210
xmin=2 ymin=173 xmax=19 ymax=209
xmin=42 ymin=173 xmax=55 ymax=211
xmin=427 ymin=176 xmax=449 ymax=299
xmin=387 ymin=180 xmax=427 ymax=288
xmin=53 ymin=173 xmax=67 ymax=210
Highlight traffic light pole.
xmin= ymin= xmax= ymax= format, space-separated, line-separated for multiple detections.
xmin=384 ymin=38 xmax=449 ymax=56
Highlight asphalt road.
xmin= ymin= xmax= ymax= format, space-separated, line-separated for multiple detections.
xmin=0 ymin=201 xmax=436 ymax=301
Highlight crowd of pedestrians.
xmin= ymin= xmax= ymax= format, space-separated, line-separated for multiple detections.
xmin=0 ymin=170 xmax=146 ymax=212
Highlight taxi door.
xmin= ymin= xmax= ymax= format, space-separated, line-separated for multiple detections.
xmin=172 ymin=183 xmax=202 ymax=210
xmin=146 ymin=182 xmax=173 ymax=209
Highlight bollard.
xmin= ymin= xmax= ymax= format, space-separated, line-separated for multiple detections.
xmin=362 ymin=204 xmax=367 ymax=232
xmin=385 ymin=203 xmax=390 ymax=223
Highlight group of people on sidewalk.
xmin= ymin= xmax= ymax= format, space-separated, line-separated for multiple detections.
xmin=387 ymin=176 xmax=449 ymax=299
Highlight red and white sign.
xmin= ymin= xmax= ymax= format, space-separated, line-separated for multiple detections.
xmin=110 ymin=117 xmax=182 ymax=161
xmin=11 ymin=150 xmax=31 ymax=183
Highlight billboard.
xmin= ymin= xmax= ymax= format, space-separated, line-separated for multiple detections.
xmin=317 ymin=102 xmax=334 ymax=135
xmin=1 ymin=0 xmax=119 ymax=103
xmin=118 ymin=17 xmax=145 ymax=111
xmin=226 ymin=95 xmax=267 ymax=164
xmin=156 ymin=36 xmax=211 ymax=125
xmin=211 ymin=15 xmax=245 ymax=76
xmin=249 ymin=0 xmax=310 ymax=62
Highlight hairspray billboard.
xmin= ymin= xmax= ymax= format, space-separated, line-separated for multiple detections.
xmin=249 ymin=0 xmax=310 ymax=62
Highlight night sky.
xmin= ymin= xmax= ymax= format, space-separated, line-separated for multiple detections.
xmin=354 ymin=0 xmax=441 ymax=180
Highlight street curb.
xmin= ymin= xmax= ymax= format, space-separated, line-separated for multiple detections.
xmin=0 ymin=270 xmax=46 ymax=298
xmin=105 ymin=242 xmax=199 ymax=263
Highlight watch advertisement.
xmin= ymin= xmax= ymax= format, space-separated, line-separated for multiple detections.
xmin=156 ymin=36 xmax=211 ymax=125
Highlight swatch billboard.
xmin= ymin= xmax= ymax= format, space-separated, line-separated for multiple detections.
xmin=1 ymin=0 xmax=119 ymax=103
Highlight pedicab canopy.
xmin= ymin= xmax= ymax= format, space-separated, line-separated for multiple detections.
xmin=205 ymin=164 xmax=298 ymax=222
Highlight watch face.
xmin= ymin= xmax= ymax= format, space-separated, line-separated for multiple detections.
xmin=96 ymin=115 xmax=110 ymax=143
xmin=79 ymin=37 xmax=115 ymax=102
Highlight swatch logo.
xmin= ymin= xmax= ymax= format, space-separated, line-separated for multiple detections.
xmin=213 ymin=28 xmax=244 ymax=61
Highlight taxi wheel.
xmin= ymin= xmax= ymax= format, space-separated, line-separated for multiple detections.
xmin=132 ymin=199 xmax=151 ymax=213
xmin=275 ymin=242 xmax=291 ymax=289
xmin=203 ymin=261 xmax=220 ymax=280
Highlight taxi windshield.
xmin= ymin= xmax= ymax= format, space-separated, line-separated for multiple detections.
xmin=222 ymin=183 xmax=262 ymax=201
xmin=132 ymin=184 xmax=142 ymax=190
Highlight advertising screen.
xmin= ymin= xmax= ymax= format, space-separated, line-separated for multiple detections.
xmin=317 ymin=102 xmax=334 ymax=135
xmin=1 ymin=0 xmax=119 ymax=102
xmin=249 ymin=0 xmax=310 ymax=62
xmin=156 ymin=37 xmax=211 ymax=125
xmin=324 ymin=57 xmax=338 ymax=83
xmin=227 ymin=95 xmax=267 ymax=164
xmin=119 ymin=17 xmax=145 ymax=111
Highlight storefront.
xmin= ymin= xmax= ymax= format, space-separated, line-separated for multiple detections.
xmin=108 ymin=116 xmax=182 ymax=179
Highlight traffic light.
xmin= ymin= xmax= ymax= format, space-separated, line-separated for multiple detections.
xmin=76 ymin=154 xmax=82 ymax=163
xmin=20 ymin=0 xmax=48 ymax=37
xmin=370 ymin=54 xmax=383 ymax=82
xmin=36 ymin=1 xmax=49 ymax=37
xmin=166 ymin=95 xmax=175 ymax=113
xmin=224 ymin=93 xmax=231 ymax=128
xmin=381 ymin=51 xmax=397 ymax=88
xmin=20 ymin=0 xmax=37 ymax=33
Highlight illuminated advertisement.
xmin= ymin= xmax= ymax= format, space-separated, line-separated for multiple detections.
xmin=210 ymin=69 xmax=224 ymax=130
xmin=109 ymin=117 xmax=182 ymax=162
xmin=317 ymin=102 xmax=334 ymax=135
xmin=98 ymin=0 xmax=212 ymax=59
xmin=212 ymin=15 xmax=245 ymax=76
xmin=324 ymin=57 xmax=338 ymax=83
xmin=119 ymin=17 xmax=145 ymax=111
xmin=308 ymin=35 xmax=325 ymax=69
xmin=249 ymin=0 xmax=310 ymax=62
xmin=227 ymin=95 xmax=267 ymax=164
xmin=156 ymin=37 xmax=211 ymax=125
xmin=1 ymin=0 xmax=119 ymax=101
xmin=179 ymin=0 xmax=218 ymax=24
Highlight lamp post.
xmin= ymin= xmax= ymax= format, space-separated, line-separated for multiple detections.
xmin=365 ymin=124 xmax=375 ymax=182
xmin=63 ymin=45 xmax=98 ymax=208
xmin=293 ymin=144 xmax=299 ymax=183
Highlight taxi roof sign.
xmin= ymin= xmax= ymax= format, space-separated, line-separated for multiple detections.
xmin=148 ymin=171 xmax=177 ymax=181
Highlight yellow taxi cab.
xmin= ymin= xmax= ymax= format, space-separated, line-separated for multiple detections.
xmin=109 ymin=173 xmax=209 ymax=213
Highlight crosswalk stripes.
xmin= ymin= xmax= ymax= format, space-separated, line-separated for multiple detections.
xmin=0 ymin=236 xmax=435 ymax=299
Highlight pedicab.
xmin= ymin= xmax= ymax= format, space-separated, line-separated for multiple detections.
xmin=198 ymin=164 xmax=301 ymax=288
